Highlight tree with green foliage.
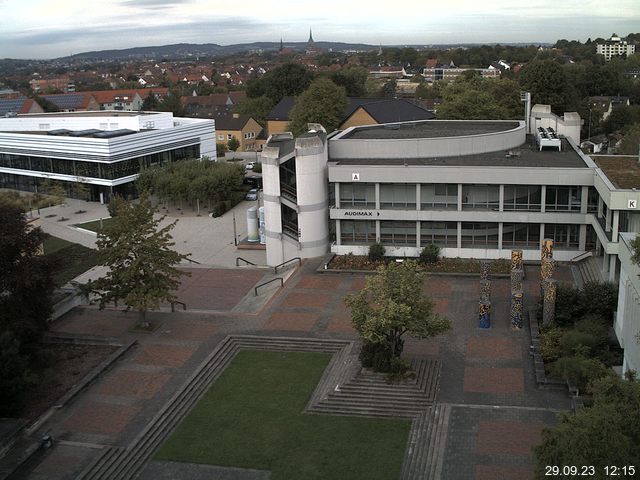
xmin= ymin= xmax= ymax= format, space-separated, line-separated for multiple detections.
xmin=534 ymin=375 xmax=640 ymax=479
xmin=288 ymin=78 xmax=348 ymax=135
xmin=234 ymin=95 xmax=274 ymax=127
xmin=157 ymin=90 xmax=185 ymax=116
xmin=141 ymin=91 xmax=160 ymax=111
xmin=39 ymin=179 xmax=67 ymax=206
xmin=437 ymin=76 xmax=522 ymax=120
xmin=618 ymin=124 xmax=640 ymax=155
xmin=0 ymin=199 xmax=54 ymax=345
xmin=345 ymin=261 xmax=451 ymax=373
xmin=603 ymin=105 xmax=640 ymax=134
xmin=0 ymin=330 xmax=33 ymax=417
xmin=0 ymin=199 xmax=54 ymax=416
xmin=329 ymin=66 xmax=369 ymax=97
xmin=519 ymin=60 xmax=577 ymax=113
xmin=246 ymin=63 xmax=314 ymax=104
xmin=216 ymin=142 xmax=228 ymax=158
xmin=86 ymin=195 xmax=190 ymax=325
xmin=227 ymin=137 xmax=240 ymax=152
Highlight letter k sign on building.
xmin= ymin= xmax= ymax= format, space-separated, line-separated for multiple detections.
xmin=629 ymin=199 xmax=638 ymax=209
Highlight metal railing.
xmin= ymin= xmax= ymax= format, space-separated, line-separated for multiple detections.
xmin=170 ymin=301 xmax=187 ymax=312
xmin=236 ymin=257 xmax=258 ymax=266
xmin=569 ymin=251 xmax=593 ymax=263
xmin=254 ymin=277 xmax=283 ymax=296
xmin=184 ymin=257 xmax=202 ymax=265
xmin=274 ymin=257 xmax=301 ymax=274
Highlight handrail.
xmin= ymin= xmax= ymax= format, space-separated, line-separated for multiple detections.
xmin=569 ymin=251 xmax=593 ymax=263
xmin=170 ymin=300 xmax=187 ymax=312
xmin=274 ymin=257 xmax=301 ymax=274
xmin=254 ymin=277 xmax=283 ymax=296
xmin=236 ymin=257 xmax=258 ymax=267
xmin=184 ymin=257 xmax=201 ymax=265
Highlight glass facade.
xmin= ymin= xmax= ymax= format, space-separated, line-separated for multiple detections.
xmin=502 ymin=223 xmax=541 ymax=247
xmin=340 ymin=220 xmax=376 ymax=245
xmin=0 ymin=145 xmax=200 ymax=181
xmin=420 ymin=221 xmax=457 ymax=247
xmin=421 ymin=184 xmax=457 ymax=210
xmin=545 ymin=224 xmax=579 ymax=248
xmin=281 ymin=204 xmax=298 ymax=239
xmin=380 ymin=184 xmax=416 ymax=209
xmin=380 ymin=221 xmax=416 ymax=245
xmin=545 ymin=186 xmax=581 ymax=212
xmin=279 ymin=158 xmax=297 ymax=201
xmin=339 ymin=183 xmax=375 ymax=208
xmin=461 ymin=222 xmax=499 ymax=247
xmin=462 ymin=185 xmax=500 ymax=210
xmin=503 ymin=185 xmax=542 ymax=211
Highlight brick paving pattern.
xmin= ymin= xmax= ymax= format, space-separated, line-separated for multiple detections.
xmin=132 ymin=344 xmax=197 ymax=369
xmin=63 ymin=401 xmax=141 ymax=436
xmin=98 ymin=370 xmax=171 ymax=399
xmin=466 ymin=337 xmax=521 ymax=359
xmin=264 ymin=311 xmax=320 ymax=331
xmin=22 ymin=259 xmax=576 ymax=480
xmin=476 ymin=420 xmax=544 ymax=455
xmin=463 ymin=367 xmax=525 ymax=394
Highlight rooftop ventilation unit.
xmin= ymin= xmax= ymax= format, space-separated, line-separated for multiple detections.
xmin=535 ymin=127 xmax=561 ymax=151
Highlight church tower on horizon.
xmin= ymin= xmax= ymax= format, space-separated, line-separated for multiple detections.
xmin=308 ymin=29 xmax=314 ymax=44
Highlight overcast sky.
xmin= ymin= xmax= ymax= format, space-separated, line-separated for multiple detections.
xmin=1 ymin=0 xmax=638 ymax=59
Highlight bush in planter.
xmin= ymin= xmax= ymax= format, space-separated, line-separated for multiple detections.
xmin=419 ymin=244 xmax=440 ymax=264
xmin=368 ymin=242 xmax=385 ymax=262
xmin=539 ymin=327 xmax=563 ymax=363
xmin=550 ymin=355 xmax=611 ymax=392
xmin=578 ymin=281 xmax=618 ymax=323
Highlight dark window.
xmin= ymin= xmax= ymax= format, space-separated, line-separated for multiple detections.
xmin=420 ymin=221 xmax=457 ymax=247
xmin=462 ymin=185 xmax=499 ymax=210
xmin=502 ymin=223 xmax=541 ymax=247
xmin=461 ymin=222 xmax=499 ymax=248
xmin=380 ymin=220 xmax=416 ymax=245
xmin=503 ymin=185 xmax=542 ymax=211
xmin=340 ymin=220 xmax=376 ymax=245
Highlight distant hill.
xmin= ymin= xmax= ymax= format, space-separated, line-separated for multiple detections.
xmin=61 ymin=41 xmax=380 ymax=61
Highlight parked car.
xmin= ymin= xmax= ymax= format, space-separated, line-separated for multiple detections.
xmin=245 ymin=188 xmax=259 ymax=201
xmin=245 ymin=162 xmax=255 ymax=170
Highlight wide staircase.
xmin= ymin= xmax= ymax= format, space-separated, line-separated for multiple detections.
xmin=76 ymin=335 xmax=351 ymax=480
xmin=574 ymin=254 xmax=604 ymax=286
xmin=307 ymin=358 xmax=440 ymax=418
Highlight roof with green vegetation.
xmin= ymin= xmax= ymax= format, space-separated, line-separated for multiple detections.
xmin=593 ymin=155 xmax=640 ymax=189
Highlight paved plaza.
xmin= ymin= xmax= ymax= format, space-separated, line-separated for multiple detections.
xmin=7 ymin=206 xmax=577 ymax=480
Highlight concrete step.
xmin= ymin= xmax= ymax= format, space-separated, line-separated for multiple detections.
xmin=309 ymin=404 xmax=422 ymax=419
xmin=79 ymin=335 xmax=355 ymax=480
xmin=400 ymin=403 xmax=451 ymax=480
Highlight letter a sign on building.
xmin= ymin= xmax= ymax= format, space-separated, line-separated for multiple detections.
xmin=352 ymin=173 xmax=360 ymax=181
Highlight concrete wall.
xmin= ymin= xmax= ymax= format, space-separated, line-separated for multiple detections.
xmin=614 ymin=233 xmax=640 ymax=376
xmin=529 ymin=105 xmax=581 ymax=145
xmin=329 ymin=121 xmax=525 ymax=160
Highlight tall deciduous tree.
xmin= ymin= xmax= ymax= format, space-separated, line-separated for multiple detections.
xmin=345 ymin=261 xmax=450 ymax=372
xmin=288 ymin=78 xmax=348 ymax=135
xmin=86 ymin=196 xmax=190 ymax=325
xmin=534 ymin=375 xmax=640 ymax=478
xmin=438 ymin=77 xmax=522 ymax=120
xmin=246 ymin=63 xmax=314 ymax=104
xmin=519 ymin=60 xmax=578 ymax=113
xmin=0 ymin=200 xmax=54 ymax=344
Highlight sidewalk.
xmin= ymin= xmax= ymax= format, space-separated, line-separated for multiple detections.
xmin=37 ymin=197 xmax=266 ymax=268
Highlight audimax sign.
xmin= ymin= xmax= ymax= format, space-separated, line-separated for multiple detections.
xmin=343 ymin=211 xmax=380 ymax=217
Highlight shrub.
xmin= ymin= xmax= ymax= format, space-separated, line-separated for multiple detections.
xmin=553 ymin=284 xmax=583 ymax=327
xmin=579 ymin=281 xmax=618 ymax=323
xmin=368 ymin=242 xmax=386 ymax=262
xmin=539 ymin=327 xmax=563 ymax=363
xmin=419 ymin=244 xmax=440 ymax=264
xmin=559 ymin=330 xmax=603 ymax=357
xmin=359 ymin=340 xmax=412 ymax=378
xmin=550 ymin=355 xmax=611 ymax=392
xmin=0 ymin=331 xmax=32 ymax=416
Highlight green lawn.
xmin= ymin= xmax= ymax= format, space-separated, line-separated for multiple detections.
xmin=156 ymin=350 xmax=411 ymax=480
xmin=74 ymin=217 xmax=114 ymax=233
xmin=44 ymin=235 xmax=99 ymax=286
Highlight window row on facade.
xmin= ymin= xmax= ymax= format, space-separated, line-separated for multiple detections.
xmin=339 ymin=220 xmax=597 ymax=250
xmin=336 ymin=183 xmax=599 ymax=213
xmin=0 ymin=145 xmax=199 ymax=180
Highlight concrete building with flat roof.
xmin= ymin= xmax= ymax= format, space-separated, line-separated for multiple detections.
xmin=261 ymin=107 xmax=640 ymax=376
xmin=0 ymin=111 xmax=215 ymax=201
